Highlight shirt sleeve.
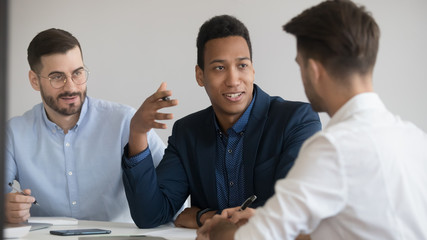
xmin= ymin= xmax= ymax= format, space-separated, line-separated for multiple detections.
xmin=122 ymin=144 xmax=152 ymax=169
xmin=122 ymin=129 xmax=165 ymax=169
xmin=4 ymin=124 xmax=16 ymax=193
xmin=122 ymin=124 xmax=188 ymax=228
xmin=235 ymin=134 xmax=347 ymax=239
xmin=146 ymin=129 xmax=166 ymax=168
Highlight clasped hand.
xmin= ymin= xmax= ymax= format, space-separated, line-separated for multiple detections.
xmin=196 ymin=207 xmax=255 ymax=240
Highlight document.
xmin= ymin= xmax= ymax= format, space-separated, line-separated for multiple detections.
xmin=4 ymin=223 xmax=31 ymax=238
xmin=28 ymin=216 xmax=78 ymax=225
xmin=79 ymin=236 xmax=166 ymax=240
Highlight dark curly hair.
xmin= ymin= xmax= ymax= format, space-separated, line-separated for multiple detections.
xmin=196 ymin=15 xmax=252 ymax=70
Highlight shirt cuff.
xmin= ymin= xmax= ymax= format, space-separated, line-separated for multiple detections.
xmin=122 ymin=143 xmax=152 ymax=168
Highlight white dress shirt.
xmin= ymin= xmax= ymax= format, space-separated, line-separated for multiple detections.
xmin=235 ymin=93 xmax=427 ymax=239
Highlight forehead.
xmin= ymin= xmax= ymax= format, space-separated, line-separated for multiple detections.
xmin=204 ymin=36 xmax=250 ymax=62
xmin=39 ymin=46 xmax=83 ymax=72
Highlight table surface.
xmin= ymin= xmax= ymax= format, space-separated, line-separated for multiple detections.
xmin=6 ymin=220 xmax=196 ymax=240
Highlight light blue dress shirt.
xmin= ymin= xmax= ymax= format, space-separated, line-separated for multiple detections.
xmin=5 ymin=97 xmax=165 ymax=222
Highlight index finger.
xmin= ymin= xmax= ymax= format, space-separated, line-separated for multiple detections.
xmin=150 ymin=82 xmax=173 ymax=102
xmin=7 ymin=192 xmax=35 ymax=203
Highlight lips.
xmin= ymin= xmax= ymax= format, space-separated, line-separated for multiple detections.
xmin=58 ymin=93 xmax=80 ymax=104
xmin=224 ymin=92 xmax=244 ymax=101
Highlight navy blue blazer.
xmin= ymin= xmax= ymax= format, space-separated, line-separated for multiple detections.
xmin=123 ymin=85 xmax=321 ymax=228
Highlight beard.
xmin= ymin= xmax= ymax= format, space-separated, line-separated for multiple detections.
xmin=303 ymin=76 xmax=325 ymax=113
xmin=40 ymin=87 xmax=87 ymax=116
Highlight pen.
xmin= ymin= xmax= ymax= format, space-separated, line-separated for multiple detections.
xmin=239 ymin=195 xmax=257 ymax=211
xmin=161 ymin=96 xmax=170 ymax=101
xmin=8 ymin=182 xmax=40 ymax=206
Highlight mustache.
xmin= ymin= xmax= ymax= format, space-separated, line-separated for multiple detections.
xmin=57 ymin=92 xmax=82 ymax=99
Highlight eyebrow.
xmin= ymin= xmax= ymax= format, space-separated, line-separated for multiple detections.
xmin=208 ymin=57 xmax=251 ymax=65
xmin=48 ymin=66 xmax=84 ymax=76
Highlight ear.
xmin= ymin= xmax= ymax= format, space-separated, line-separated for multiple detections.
xmin=308 ymin=58 xmax=329 ymax=86
xmin=195 ymin=65 xmax=204 ymax=87
xmin=307 ymin=59 xmax=319 ymax=81
xmin=29 ymin=70 xmax=41 ymax=91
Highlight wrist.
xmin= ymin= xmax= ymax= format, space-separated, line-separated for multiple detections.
xmin=128 ymin=132 xmax=148 ymax=157
xmin=196 ymin=208 xmax=212 ymax=227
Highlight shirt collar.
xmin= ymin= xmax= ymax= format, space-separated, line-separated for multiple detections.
xmin=42 ymin=96 xmax=89 ymax=132
xmin=214 ymin=87 xmax=257 ymax=134
xmin=326 ymin=92 xmax=385 ymax=128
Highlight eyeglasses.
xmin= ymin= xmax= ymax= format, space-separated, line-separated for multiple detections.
xmin=38 ymin=67 xmax=90 ymax=89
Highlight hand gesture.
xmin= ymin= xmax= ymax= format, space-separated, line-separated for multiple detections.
xmin=128 ymin=82 xmax=178 ymax=156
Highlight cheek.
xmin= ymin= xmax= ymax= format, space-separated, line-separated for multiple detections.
xmin=244 ymin=72 xmax=254 ymax=83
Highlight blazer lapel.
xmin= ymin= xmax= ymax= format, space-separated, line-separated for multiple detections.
xmin=195 ymin=108 xmax=219 ymax=209
xmin=243 ymin=85 xmax=270 ymax=198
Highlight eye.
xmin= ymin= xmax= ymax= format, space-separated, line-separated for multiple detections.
xmin=49 ymin=73 xmax=64 ymax=81
xmin=214 ymin=66 xmax=225 ymax=71
xmin=239 ymin=63 xmax=248 ymax=69
xmin=73 ymin=69 xmax=84 ymax=77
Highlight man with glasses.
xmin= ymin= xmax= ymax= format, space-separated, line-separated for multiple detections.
xmin=4 ymin=28 xmax=165 ymax=223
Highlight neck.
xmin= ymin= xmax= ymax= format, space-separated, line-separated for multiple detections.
xmin=44 ymin=107 xmax=80 ymax=134
xmin=215 ymin=114 xmax=240 ymax=133
xmin=325 ymin=74 xmax=373 ymax=117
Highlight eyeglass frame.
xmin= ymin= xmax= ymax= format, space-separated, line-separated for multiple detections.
xmin=36 ymin=66 xmax=90 ymax=89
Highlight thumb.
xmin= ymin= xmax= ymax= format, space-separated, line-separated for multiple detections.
xmin=22 ymin=189 xmax=32 ymax=195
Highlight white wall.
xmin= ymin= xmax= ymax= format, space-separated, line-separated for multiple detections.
xmin=8 ymin=0 xmax=427 ymax=143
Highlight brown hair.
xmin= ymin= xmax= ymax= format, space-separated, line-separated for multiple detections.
xmin=283 ymin=0 xmax=380 ymax=80
xmin=27 ymin=28 xmax=82 ymax=73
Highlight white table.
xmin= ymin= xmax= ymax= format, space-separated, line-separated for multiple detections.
xmin=9 ymin=220 xmax=196 ymax=240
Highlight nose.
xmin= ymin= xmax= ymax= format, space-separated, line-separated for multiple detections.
xmin=225 ymin=67 xmax=240 ymax=87
xmin=62 ymin=74 xmax=77 ymax=90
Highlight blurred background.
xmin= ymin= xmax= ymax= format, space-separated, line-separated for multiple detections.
xmin=7 ymin=0 xmax=427 ymax=143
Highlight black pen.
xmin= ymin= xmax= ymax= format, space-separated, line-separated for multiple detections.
xmin=8 ymin=182 xmax=40 ymax=206
xmin=239 ymin=195 xmax=257 ymax=211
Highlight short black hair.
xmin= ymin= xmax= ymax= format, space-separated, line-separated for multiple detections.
xmin=27 ymin=28 xmax=82 ymax=73
xmin=283 ymin=0 xmax=380 ymax=80
xmin=196 ymin=15 xmax=252 ymax=70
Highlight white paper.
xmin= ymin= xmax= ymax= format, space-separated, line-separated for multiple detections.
xmin=28 ymin=216 xmax=78 ymax=225
xmin=3 ymin=224 xmax=31 ymax=238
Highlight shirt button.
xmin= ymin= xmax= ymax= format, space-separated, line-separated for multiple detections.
xmin=228 ymin=149 xmax=232 ymax=153
xmin=72 ymin=201 xmax=77 ymax=205
xmin=229 ymin=181 xmax=234 ymax=187
xmin=65 ymin=143 xmax=70 ymax=147
xmin=68 ymin=171 xmax=73 ymax=176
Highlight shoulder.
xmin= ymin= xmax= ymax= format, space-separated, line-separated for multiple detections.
xmin=254 ymin=84 xmax=318 ymax=120
xmin=174 ymin=106 xmax=213 ymax=128
xmin=7 ymin=103 xmax=43 ymax=129
xmin=86 ymin=97 xmax=136 ymax=117
xmin=256 ymin=90 xmax=319 ymax=124
xmin=271 ymin=98 xmax=318 ymax=120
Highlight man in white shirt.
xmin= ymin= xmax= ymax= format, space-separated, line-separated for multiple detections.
xmin=196 ymin=0 xmax=427 ymax=239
